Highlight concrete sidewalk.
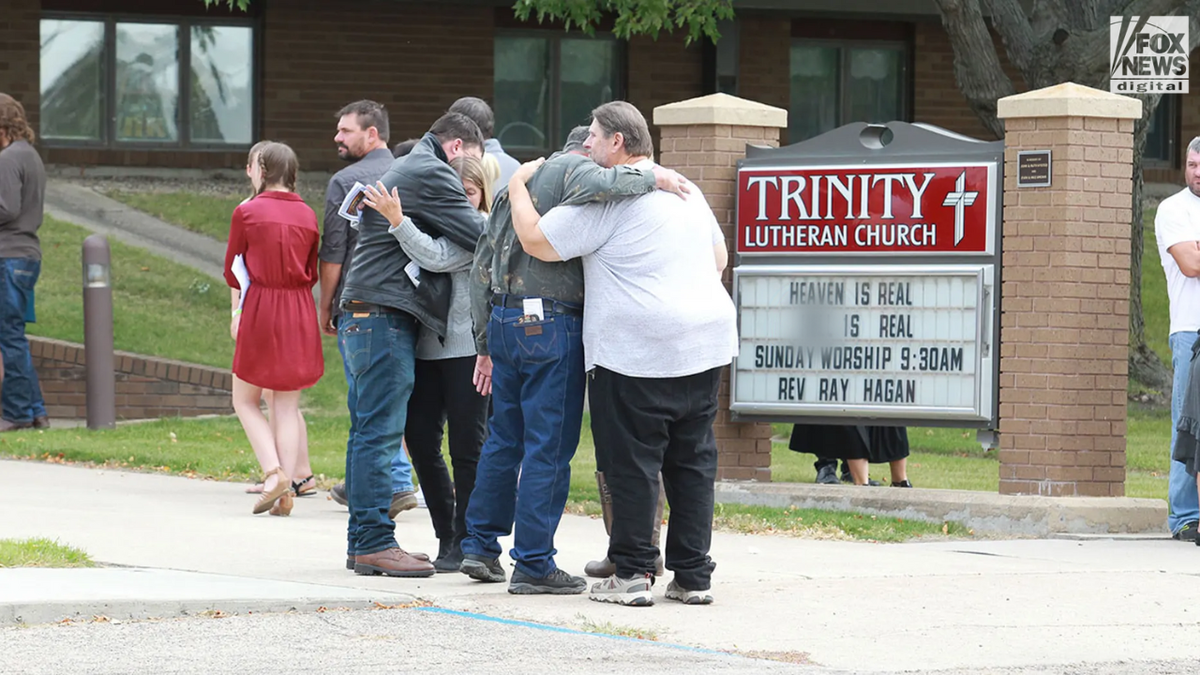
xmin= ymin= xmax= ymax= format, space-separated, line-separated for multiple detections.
xmin=2 ymin=459 xmax=1199 ymax=672
xmin=44 ymin=180 xmax=225 ymax=279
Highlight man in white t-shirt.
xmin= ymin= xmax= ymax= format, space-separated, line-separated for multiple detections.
xmin=1154 ymin=135 xmax=1200 ymax=541
xmin=508 ymin=101 xmax=738 ymax=607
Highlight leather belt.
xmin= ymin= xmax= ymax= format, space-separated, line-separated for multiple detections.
xmin=343 ymin=301 xmax=405 ymax=315
xmin=491 ymin=294 xmax=582 ymax=317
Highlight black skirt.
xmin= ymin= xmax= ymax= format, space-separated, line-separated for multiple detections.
xmin=788 ymin=424 xmax=910 ymax=463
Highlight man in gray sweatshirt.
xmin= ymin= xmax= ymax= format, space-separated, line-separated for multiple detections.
xmin=0 ymin=94 xmax=48 ymax=432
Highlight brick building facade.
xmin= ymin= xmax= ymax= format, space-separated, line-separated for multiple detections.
xmin=3 ymin=0 xmax=1195 ymax=181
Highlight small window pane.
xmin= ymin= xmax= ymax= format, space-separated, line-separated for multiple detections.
xmin=40 ymin=20 xmax=105 ymax=141
xmin=495 ymin=36 xmax=551 ymax=152
xmin=845 ymin=47 xmax=904 ymax=125
xmin=190 ymin=26 xmax=253 ymax=145
xmin=1145 ymin=98 xmax=1175 ymax=163
xmin=558 ymin=38 xmax=620 ymax=148
xmin=115 ymin=23 xmax=180 ymax=143
xmin=789 ymin=45 xmax=839 ymax=143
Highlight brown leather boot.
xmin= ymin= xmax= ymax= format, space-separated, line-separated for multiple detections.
xmin=650 ymin=477 xmax=666 ymax=577
xmin=584 ymin=471 xmax=616 ymax=578
xmin=584 ymin=472 xmax=667 ymax=578
xmin=354 ymin=547 xmax=435 ymax=578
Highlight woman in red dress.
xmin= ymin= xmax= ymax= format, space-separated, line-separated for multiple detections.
xmin=224 ymin=141 xmax=323 ymax=516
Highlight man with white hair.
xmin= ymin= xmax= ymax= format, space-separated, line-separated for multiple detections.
xmin=508 ymin=101 xmax=738 ymax=606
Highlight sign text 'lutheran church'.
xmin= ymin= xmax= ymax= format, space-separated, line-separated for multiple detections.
xmin=731 ymin=123 xmax=1003 ymax=427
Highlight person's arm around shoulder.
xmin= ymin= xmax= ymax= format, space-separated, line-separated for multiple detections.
xmin=362 ymin=182 xmax=474 ymax=273
xmin=1159 ymin=201 xmax=1200 ymax=277
xmin=0 ymin=151 xmax=22 ymax=224
xmin=509 ymin=158 xmax=561 ymax=262
xmin=558 ymin=161 xmax=690 ymax=206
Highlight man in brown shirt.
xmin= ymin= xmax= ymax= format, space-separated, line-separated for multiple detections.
xmin=0 ymin=94 xmax=48 ymax=431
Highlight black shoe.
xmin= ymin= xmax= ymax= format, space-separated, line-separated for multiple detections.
xmin=434 ymin=542 xmax=464 ymax=574
xmin=842 ymin=473 xmax=881 ymax=486
xmin=330 ymin=482 xmax=348 ymax=507
xmin=892 ymin=480 xmax=914 ymax=488
xmin=1173 ymin=521 xmax=1199 ymax=541
xmin=816 ymin=465 xmax=840 ymax=485
xmin=508 ymin=567 xmax=586 ymax=595
xmin=460 ymin=553 xmax=506 ymax=583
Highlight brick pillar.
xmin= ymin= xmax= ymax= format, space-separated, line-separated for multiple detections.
xmin=994 ymin=83 xmax=1141 ymax=497
xmin=0 ymin=0 xmax=40 ymax=132
xmin=653 ymin=93 xmax=788 ymax=482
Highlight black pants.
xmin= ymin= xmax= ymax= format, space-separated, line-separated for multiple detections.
xmin=405 ymin=356 xmax=488 ymax=546
xmin=590 ymin=365 xmax=721 ymax=591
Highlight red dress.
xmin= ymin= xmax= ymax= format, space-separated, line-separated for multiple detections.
xmin=223 ymin=191 xmax=324 ymax=391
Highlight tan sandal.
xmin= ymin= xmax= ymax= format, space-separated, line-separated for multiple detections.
xmin=269 ymin=490 xmax=294 ymax=517
xmin=253 ymin=467 xmax=291 ymax=514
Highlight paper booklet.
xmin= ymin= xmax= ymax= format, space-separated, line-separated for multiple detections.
xmin=339 ymin=181 xmax=368 ymax=228
xmin=232 ymin=254 xmax=250 ymax=309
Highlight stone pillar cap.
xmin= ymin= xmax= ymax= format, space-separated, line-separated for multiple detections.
xmin=997 ymin=82 xmax=1142 ymax=120
xmin=653 ymin=93 xmax=787 ymax=128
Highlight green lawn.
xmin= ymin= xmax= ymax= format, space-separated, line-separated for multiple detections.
xmin=0 ymin=538 xmax=93 ymax=568
xmin=105 ymin=190 xmax=324 ymax=243
xmin=30 ymin=216 xmax=347 ymax=415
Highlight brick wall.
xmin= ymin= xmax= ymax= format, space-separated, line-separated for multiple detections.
xmin=627 ymin=32 xmax=705 ymax=156
xmin=659 ymin=120 xmax=778 ymax=482
xmin=0 ymin=0 xmax=41 ymax=133
xmin=996 ymin=114 xmax=1132 ymax=497
xmin=31 ymin=336 xmax=233 ymax=421
xmin=736 ymin=16 xmax=791 ymax=142
xmin=261 ymin=0 xmax=495 ymax=173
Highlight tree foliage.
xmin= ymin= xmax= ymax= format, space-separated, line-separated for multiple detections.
xmin=203 ymin=0 xmax=732 ymax=43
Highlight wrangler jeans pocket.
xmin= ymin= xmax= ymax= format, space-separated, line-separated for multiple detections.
xmin=512 ymin=317 xmax=560 ymax=364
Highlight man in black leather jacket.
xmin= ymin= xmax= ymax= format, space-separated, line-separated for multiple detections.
xmin=339 ymin=112 xmax=487 ymax=579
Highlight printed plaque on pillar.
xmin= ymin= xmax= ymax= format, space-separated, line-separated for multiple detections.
xmin=731 ymin=122 xmax=1003 ymax=428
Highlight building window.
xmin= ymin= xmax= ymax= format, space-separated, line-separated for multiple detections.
xmin=789 ymin=41 xmax=907 ymax=143
xmin=40 ymin=16 xmax=255 ymax=148
xmin=1144 ymin=96 xmax=1179 ymax=167
xmin=494 ymin=33 xmax=622 ymax=156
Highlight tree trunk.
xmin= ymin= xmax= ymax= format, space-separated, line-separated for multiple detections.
xmin=933 ymin=0 xmax=1176 ymax=395
xmin=1128 ymin=103 xmax=1173 ymax=394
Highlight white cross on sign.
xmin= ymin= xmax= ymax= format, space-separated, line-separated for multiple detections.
xmin=941 ymin=171 xmax=978 ymax=246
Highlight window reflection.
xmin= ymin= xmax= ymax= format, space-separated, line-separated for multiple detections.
xmin=115 ymin=23 xmax=180 ymax=142
xmin=190 ymin=26 xmax=253 ymax=144
xmin=494 ymin=37 xmax=551 ymax=152
xmin=558 ymin=38 xmax=619 ymax=148
xmin=40 ymin=20 xmax=105 ymax=141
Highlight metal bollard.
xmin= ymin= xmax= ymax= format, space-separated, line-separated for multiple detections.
xmin=82 ymin=235 xmax=116 ymax=430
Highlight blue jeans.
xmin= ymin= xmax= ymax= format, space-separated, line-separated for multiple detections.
xmin=337 ymin=331 xmax=413 ymax=497
xmin=0 ymin=258 xmax=46 ymax=423
xmin=340 ymin=310 xmax=418 ymax=556
xmin=462 ymin=305 xmax=585 ymax=578
xmin=1169 ymin=331 xmax=1200 ymax=532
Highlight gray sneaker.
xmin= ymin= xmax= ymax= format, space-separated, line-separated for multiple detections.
xmin=460 ymin=554 xmax=506 ymax=583
xmin=508 ymin=568 xmax=586 ymax=595
xmin=589 ymin=573 xmax=654 ymax=606
xmin=388 ymin=490 xmax=419 ymax=519
xmin=664 ymin=579 xmax=713 ymax=605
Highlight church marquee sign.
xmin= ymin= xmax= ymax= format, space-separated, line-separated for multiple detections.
xmin=730 ymin=123 xmax=1003 ymax=428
